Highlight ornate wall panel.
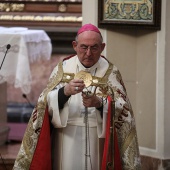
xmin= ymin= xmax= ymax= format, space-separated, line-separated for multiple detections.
xmin=0 ymin=0 xmax=82 ymax=28
xmin=0 ymin=0 xmax=82 ymax=54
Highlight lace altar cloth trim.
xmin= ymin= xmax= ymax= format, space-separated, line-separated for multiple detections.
xmin=0 ymin=27 xmax=52 ymax=94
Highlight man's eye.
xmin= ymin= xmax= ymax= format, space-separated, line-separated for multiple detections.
xmin=91 ymin=47 xmax=97 ymax=49
xmin=81 ymin=46 xmax=88 ymax=49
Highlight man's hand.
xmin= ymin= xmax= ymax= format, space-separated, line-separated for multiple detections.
xmin=64 ymin=79 xmax=85 ymax=96
xmin=82 ymin=93 xmax=102 ymax=108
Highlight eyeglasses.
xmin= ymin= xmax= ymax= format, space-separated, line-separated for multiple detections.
xmin=78 ymin=45 xmax=101 ymax=53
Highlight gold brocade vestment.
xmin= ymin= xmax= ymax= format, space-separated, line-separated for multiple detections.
xmin=13 ymin=55 xmax=141 ymax=170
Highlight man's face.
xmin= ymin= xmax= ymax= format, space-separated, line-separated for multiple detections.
xmin=72 ymin=31 xmax=105 ymax=68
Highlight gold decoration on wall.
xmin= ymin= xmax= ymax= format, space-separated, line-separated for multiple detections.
xmin=0 ymin=14 xmax=82 ymax=22
xmin=0 ymin=3 xmax=24 ymax=12
xmin=58 ymin=4 xmax=67 ymax=12
xmin=11 ymin=4 xmax=25 ymax=12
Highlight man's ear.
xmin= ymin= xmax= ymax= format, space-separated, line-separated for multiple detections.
xmin=101 ymin=43 xmax=106 ymax=52
xmin=72 ymin=41 xmax=77 ymax=52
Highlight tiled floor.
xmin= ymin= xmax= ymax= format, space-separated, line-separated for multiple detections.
xmin=0 ymin=122 xmax=25 ymax=169
xmin=0 ymin=142 xmax=20 ymax=160
xmin=0 ymin=142 xmax=21 ymax=170
xmin=1 ymin=143 xmax=170 ymax=170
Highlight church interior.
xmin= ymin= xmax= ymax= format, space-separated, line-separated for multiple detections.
xmin=0 ymin=0 xmax=170 ymax=169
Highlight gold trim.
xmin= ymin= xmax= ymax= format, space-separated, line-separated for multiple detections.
xmin=58 ymin=4 xmax=67 ymax=12
xmin=121 ymin=127 xmax=136 ymax=155
xmin=0 ymin=14 xmax=82 ymax=22
xmin=0 ymin=3 xmax=24 ymax=12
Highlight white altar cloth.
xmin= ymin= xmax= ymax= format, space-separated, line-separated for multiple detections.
xmin=0 ymin=27 xmax=52 ymax=94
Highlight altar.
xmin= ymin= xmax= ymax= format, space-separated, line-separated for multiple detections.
xmin=0 ymin=27 xmax=52 ymax=94
xmin=0 ymin=27 xmax=52 ymax=144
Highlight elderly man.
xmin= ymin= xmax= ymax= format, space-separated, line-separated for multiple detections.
xmin=13 ymin=24 xmax=141 ymax=170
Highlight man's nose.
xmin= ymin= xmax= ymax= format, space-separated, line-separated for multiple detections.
xmin=86 ymin=47 xmax=92 ymax=55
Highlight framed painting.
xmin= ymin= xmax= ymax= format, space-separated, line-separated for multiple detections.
xmin=98 ymin=0 xmax=161 ymax=30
